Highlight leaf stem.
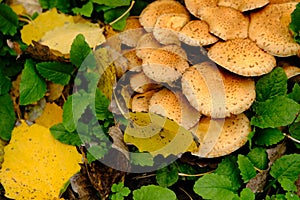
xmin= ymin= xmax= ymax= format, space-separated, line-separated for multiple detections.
xmin=178 ymin=170 xmax=214 ymax=177
xmin=109 ymin=0 xmax=135 ymax=26
xmin=283 ymin=133 xmax=300 ymax=144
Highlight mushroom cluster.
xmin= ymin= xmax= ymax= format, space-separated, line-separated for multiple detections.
xmin=112 ymin=0 xmax=300 ymax=158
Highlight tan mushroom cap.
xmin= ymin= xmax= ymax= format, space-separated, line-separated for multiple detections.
xmin=249 ymin=3 xmax=300 ymax=57
xmin=123 ymin=50 xmax=143 ymax=72
xmin=283 ymin=66 xmax=300 ymax=78
xmin=153 ymin=13 xmax=190 ymax=45
xmin=198 ymin=6 xmax=249 ymax=40
xmin=184 ymin=0 xmax=218 ymax=17
xmin=131 ymin=90 xmax=156 ymax=112
xmin=161 ymin=45 xmax=188 ymax=60
xmin=269 ymin=0 xmax=300 ymax=3
xmin=181 ymin=62 xmax=256 ymax=118
xmin=139 ymin=0 xmax=190 ymax=32
xmin=118 ymin=17 xmax=146 ymax=47
xmin=208 ymin=38 xmax=276 ymax=76
xmin=191 ymin=113 xmax=251 ymax=158
xmin=179 ymin=20 xmax=219 ymax=46
xmin=130 ymin=71 xmax=161 ymax=93
xmin=217 ymin=0 xmax=269 ymax=12
xmin=136 ymin=33 xmax=162 ymax=59
xmin=149 ymin=88 xmax=201 ymax=129
xmin=142 ymin=48 xmax=189 ymax=83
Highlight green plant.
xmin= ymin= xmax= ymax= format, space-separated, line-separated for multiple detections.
xmin=110 ymin=182 xmax=131 ymax=200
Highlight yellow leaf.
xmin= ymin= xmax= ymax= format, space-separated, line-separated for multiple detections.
xmin=124 ymin=112 xmax=197 ymax=157
xmin=10 ymin=4 xmax=26 ymax=15
xmin=35 ymin=103 xmax=63 ymax=128
xmin=21 ymin=8 xmax=74 ymax=45
xmin=40 ymin=22 xmax=106 ymax=54
xmin=0 ymin=121 xmax=82 ymax=200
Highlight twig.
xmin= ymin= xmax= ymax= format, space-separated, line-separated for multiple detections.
xmin=178 ymin=170 xmax=214 ymax=177
xmin=109 ymin=0 xmax=135 ymax=26
xmin=179 ymin=187 xmax=193 ymax=200
xmin=283 ymin=133 xmax=300 ymax=144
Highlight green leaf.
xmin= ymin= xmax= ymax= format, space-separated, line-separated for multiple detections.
xmin=86 ymin=144 xmax=108 ymax=162
xmin=279 ymin=178 xmax=297 ymax=192
xmin=289 ymin=121 xmax=300 ymax=148
xmin=130 ymin=152 xmax=154 ymax=167
xmin=0 ymin=94 xmax=16 ymax=141
xmin=72 ymin=1 xmax=93 ymax=17
xmin=50 ymin=123 xmax=82 ymax=146
xmin=156 ymin=163 xmax=179 ymax=187
xmin=133 ymin=185 xmax=177 ymax=200
xmin=253 ymin=128 xmax=285 ymax=146
xmin=104 ymin=7 xmax=130 ymax=31
xmin=270 ymin=154 xmax=300 ymax=192
xmin=0 ymin=71 xmax=11 ymax=95
xmin=39 ymin=0 xmax=56 ymax=9
xmin=194 ymin=174 xmax=238 ymax=200
xmin=290 ymin=2 xmax=300 ymax=43
xmin=111 ymin=182 xmax=130 ymax=197
xmin=92 ymin=0 xmax=131 ymax=7
xmin=286 ymin=192 xmax=300 ymax=200
xmin=251 ymin=96 xmax=300 ymax=128
xmin=39 ymin=0 xmax=71 ymax=13
xmin=237 ymin=155 xmax=256 ymax=183
xmin=247 ymin=147 xmax=268 ymax=170
xmin=131 ymin=0 xmax=149 ymax=16
xmin=70 ymin=34 xmax=92 ymax=67
xmin=20 ymin=59 xmax=47 ymax=105
xmin=215 ymin=156 xmax=243 ymax=191
xmin=288 ymin=83 xmax=300 ymax=103
xmin=240 ymin=188 xmax=255 ymax=200
xmin=62 ymin=95 xmax=76 ymax=132
xmin=0 ymin=4 xmax=18 ymax=36
xmin=95 ymin=88 xmax=113 ymax=121
xmin=255 ymin=67 xmax=287 ymax=102
xmin=36 ymin=62 xmax=74 ymax=85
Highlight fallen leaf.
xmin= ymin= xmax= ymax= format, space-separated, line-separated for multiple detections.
xmin=24 ymin=98 xmax=46 ymax=121
xmin=46 ymin=82 xmax=64 ymax=102
xmin=35 ymin=102 xmax=63 ymax=128
xmin=10 ymin=3 xmax=26 ymax=16
xmin=13 ymin=0 xmax=42 ymax=15
xmin=0 ymin=120 xmax=82 ymax=200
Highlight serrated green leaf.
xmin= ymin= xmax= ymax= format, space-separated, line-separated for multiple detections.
xmin=70 ymin=34 xmax=92 ymax=67
xmin=20 ymin=59 xmax=47 ymax=105
xmin=95 ymin=88 xmax=113 ymax=121
xmin=86 ymin=144 xmax=108 ymax=162
xmin=36 ymin=62 xmax=74 ymax=85
xmin=38 ymin=0 xmax=56 ymax=9
xmin=280 ymin=178 xmax=297 ymax=192
xmin=238 ymin=155 xmax=256 ymax=183
xmin=62 ymin=95 xmax=76 ymax=132
xmin=92 ymin=0 xmax=131 ymax=7
xmin=0 ymin=94 xmax=16 ymax=141
xmin=289 ymin=121 xmax=300 ymax=148
xmin=72 ymin=1 xmax=93 ymax=17
xmin=39 ymin=0 xmax=71 ymax=13
xmin=194 ymin=174 xmax=238 ymax=200
xmin=50 ymin=123 xmax=82 ymax=146
xmin=156 ymin=163 xmax=179 ymax=187
xmin=0 ymin=4 xmax=18 ymax=36
xmin=255 ymin=67 xmax=287 ymax=102
xmin=251 ymin=96 xmax=300 ymax=128
xmin=133 ymin=185 xmax=177 ymax=200
xmin=286 ymin=192 xmax=300 ymax=200
xmin=0 ymin=71 xmax=11 ymax=95
xmin=130 ymin=152 xmax=154 ymax=167
xmin=288 ymin=83 xmax=300 ymax=103
xmin=240 ymin=188 xmax=255 ymax=200
xmin=270 ymin=154 xmax=300 ymax=192
xmin=111 ymin=182 xmax=130 ymax=197
xmin=247 ymin=147 xmax=268 ymax=170
xmin=104 ymin=7 xmax=130 ymax=31
xmin=290 ymin=2 xmax=300 ymax=43
xmin=254 ymin=128 xmax=285 ymax=146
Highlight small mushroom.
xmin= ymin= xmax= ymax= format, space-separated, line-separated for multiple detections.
xmin=283 ymin=65 xmax=300 ymax=79
xmin=208 ymin=38 xmax=276 ymax=76
xmin=218 ymin=0 xmax=269 ymax=12
xmin=131 ymin=90 xmax=156 ymax=112
xmin=178 ymin=20 xmax=219 ymax=46
xmin=130 ymin=71 xmax=161 ymax=93
xmin=249 ymin=3 xmax=300 ymax=57
xmin=136 ymin=33 xmax=162 ymax=59
xmin=184 ymin=0 xmax=218 ymax=17
xmin=191 ymin=113 xmax=251 ymax=158
xmin=198 ymin=6 xmax=249 ymax=40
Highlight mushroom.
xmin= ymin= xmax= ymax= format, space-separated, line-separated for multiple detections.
xmin=149 ymin=88 xmax=201 ymax=130
xmin=249 ymin=3 xmax=300 ymax=57
xmin=178 ymin=20 xmax=219 ymax=46
xmin=283 ymin=65 xmax=300 ymax=78
xmin=269 ymin=0 xmax=300 ymax=3
xmin=208 ymin=38 xmax=276 ymax=76
xmin=184 ymin=0 xmax=218 ymax=17
xmin=161 ymin=45 xmax=188 ymax=60
xmin=181 ymin=62 xmax=256 ymax=118
xmin=197 ymin=6 xmax=249 ymax=40
xmin=217 ymin=0 xmax=269 ymax=12
xmin=136 ymin=33 xmax=162 ymax=59
xmin=131 ymin=90 xmax=156 ymax=113
xmin=191 ymin=113 xmax=251 ymax=158
xmin=139 ymin=0 xmax=190 ymax=32
xmin=130 ymin=71 xmax=161 ymax=93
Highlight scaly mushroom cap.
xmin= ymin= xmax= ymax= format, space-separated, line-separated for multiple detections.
xmin=249 ymin=3 xmax=300 ymax=57
xmin=139 ymin=0 xmax=189 ymax=32
xmin=283 ymin=66 xmax=300 ymax=78
xmin=142 ymin=48 xmax=189 ymax=83
xmin=218 ymin=0 xmax=269 ymax=12
xmin=184 ymin=0 xmax=218 ymax=17
xmin=161 ymin=45 xmax=188 ymax=60
xmin=118 ymin=16 xmax=146 ymax=47
xmin=269 ymin=0 xmax=300 ymax=3
xmin=192 ymin=113 xmax=251 ymax=158
xmin=198 ymin=6 xmax=249 ymax=40
xmin=130 ymin=71 xmax=161 ymax=93
xmin=181 ymin=62 xmax=256 ymax=118
xmin=179 ymin=20 xmax=219 ymax=46
xmin=208 ymin=38 xmax=276 ymax=76
xmin=136 ymin=33 xmax=162 ymax=59
xmin=149 ymin=88 xmax=201 ymax=129
xmin=123 ymin=50 xmax=143 ymax=72
xmin=131 ymin=90 xmax=156 ymax=112
xmin=153 ymin=13 xmax=190 ymax=45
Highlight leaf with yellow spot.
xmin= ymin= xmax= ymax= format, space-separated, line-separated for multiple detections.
xmin=0 ymin=120 xmax=82 ymax=200
xmin=124 ymin=112 xmax=197 ymax=157
xmin=35 ymin=103 xmax=63 ymax=128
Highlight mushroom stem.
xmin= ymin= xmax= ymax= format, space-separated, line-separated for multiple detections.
xmin=109 ymin=0 xmax=135 ymax=26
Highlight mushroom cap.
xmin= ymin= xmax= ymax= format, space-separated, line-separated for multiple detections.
xmin=131 ymin=90 xmax=156 ymax=112
xmin=149 ymin=88 xmax=201 ymax=129
xmin=130 ymin=71 xmax=161 ymax=93
xmin=184 ymin=0 xmax=218 ymax=17
xmin=208 ymin=38 xmax=276 ymax=76
xmin=269 ymin=0 xmax=300 ymax=3
xmin=198 ymin=6 xmax=249 ymax=40
xmin=249 ymin=3 xmax=300 ymax=57
xmin=142 ymin=48 xmax=189 ymax=83
xmin=153 ymin=13 xmax=190 ymax=45
xmin=179 ymin=20 xmax=219 ymax=46
xmin=139 ymin=0 xmax=189 ymax=32
xmin=283 ymin=66 xmax=300 ymax=78
xmin=118 ymin=17 xmax=146 ymax=47
xmin=123 ymin=50 xmax=143 ymax=72
xmin=218 ymin=0 xmax=269 ymax=12
xmin=191 ymin=113 xmax=251 ymax=158
xmin=161 ymin=45 xmax=188 ymax=60
xmin=136 ymin=33 xmax=162 ymax=59
xmin=181 ymin=62 xmax=256 ymax=118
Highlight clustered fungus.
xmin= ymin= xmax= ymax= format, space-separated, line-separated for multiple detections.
xmin=112 ymin=0 xmax=300 ymax=157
